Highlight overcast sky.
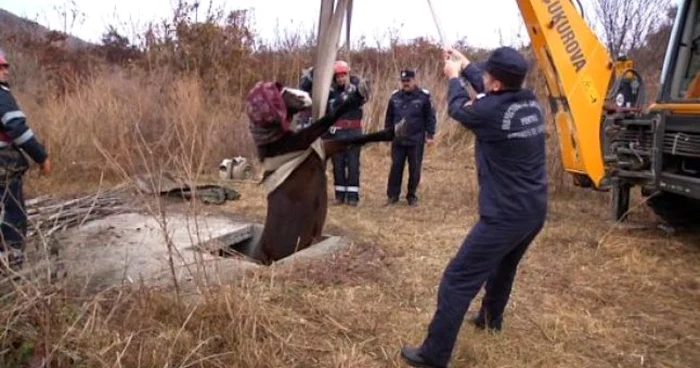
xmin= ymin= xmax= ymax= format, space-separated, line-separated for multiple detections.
xmin=0 ymin=0 xmax=683 ymax=48
xmin=2 ymin=0 xmax=534 ymax=48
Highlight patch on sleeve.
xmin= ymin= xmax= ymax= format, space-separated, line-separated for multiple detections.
xmin=421 ymin=88 xmax=430 ymax=95
xmin=0 ymin=85 xmax=9 ymax=92
xmin=463 ymin=94 xmax=486 ymax=108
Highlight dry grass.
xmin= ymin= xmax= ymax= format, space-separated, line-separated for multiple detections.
xmin=1 ymin=3 xmax=697 ymax=367
xmin=3 ymin=145 xmax=699 ymax=367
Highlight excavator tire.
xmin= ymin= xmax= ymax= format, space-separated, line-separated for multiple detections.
xmin=646 ymin=192 xmax=700 ymax=231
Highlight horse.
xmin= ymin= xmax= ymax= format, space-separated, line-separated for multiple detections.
xmin=245 ymin=81 xmax=403 ymax=264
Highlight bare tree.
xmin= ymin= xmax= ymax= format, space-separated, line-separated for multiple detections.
xmin=630 ymin=5 xmax=677 ymax=70
xmin=592 ymin=0 xmax=673 ymax=57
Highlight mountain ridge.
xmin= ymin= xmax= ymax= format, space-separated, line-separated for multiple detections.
xmin=0 ymin=7 xmax=95 ymax=50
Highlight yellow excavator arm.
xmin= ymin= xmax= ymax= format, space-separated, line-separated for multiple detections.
xmin=516 ymin=0 xmax=616 ymax=189
xmin=513 ymin=0 xmax=700 ymax=227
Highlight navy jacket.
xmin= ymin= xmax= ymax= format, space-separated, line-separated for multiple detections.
xmin=0 ymin=82 xmax=48 ymax=172
xmin=447 ymin=63 xmax=547 ymax=221
xmin=299 ymin=69 xmax=366 ymax=123
xmin=384 ymin=87 xmax=437 ymax=145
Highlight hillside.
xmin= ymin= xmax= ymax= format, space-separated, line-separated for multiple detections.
xmin=0 ymin=8 xmax=93 ymax=50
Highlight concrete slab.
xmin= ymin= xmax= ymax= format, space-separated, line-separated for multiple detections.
xmin=275 ymin=235 xmax=347 ymax=266
xmin=212 ymin=224 xmax=351 ymax=267
xmin=57 ymin=212 xmax=260 ymax=290
xmin=36 ymin=212 xmax=353 ymax=292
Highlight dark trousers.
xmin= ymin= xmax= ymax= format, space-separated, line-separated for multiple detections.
xmin=1 ymin=176 xmax=27 ymax=270
xmin=418 ymin=216 xmax=545 ymax=367
xmin=387 ymin=141 xmax=424 ymax=200
xmin=330 ymin=128 xmax=362 ymax=202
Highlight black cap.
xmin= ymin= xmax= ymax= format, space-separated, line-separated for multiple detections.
xmin=400 ymin=69 xmax=416 ymax=80
xmin=483 ymin=46 xmax=528 ymax=88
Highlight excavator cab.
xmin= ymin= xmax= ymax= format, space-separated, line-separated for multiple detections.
xmin=660 ymin=0 xmax=700 ymax=102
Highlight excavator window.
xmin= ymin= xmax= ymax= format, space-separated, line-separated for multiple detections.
xmin=666 ymin=0 xmax=700 ymax=100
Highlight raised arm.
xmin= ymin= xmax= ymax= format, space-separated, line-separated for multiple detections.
xmin=446 ymin=77 xmax=486 ymax=130
xmin=460 ymin=63 xmax=485 ymax=95
xmin=262 ymin=89 xmax=365 ymax=156
xmin=299 ymin=67 xmax=314 ymax=95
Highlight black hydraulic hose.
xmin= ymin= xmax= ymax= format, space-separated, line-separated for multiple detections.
xmin=570 ymin=0 xmax=586 ymax=21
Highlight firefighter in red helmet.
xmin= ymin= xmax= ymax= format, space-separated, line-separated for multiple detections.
xmin=299 ymin=59 xmax=369 ymax=206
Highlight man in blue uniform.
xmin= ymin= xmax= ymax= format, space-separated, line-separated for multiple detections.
xmin=299 ymin=60 xmax=369 ymax=206
xmin=0 ymin=49 xmax=52 ymax=275
xmin=384 ymin=69 xmax=436 ymax=207
xmin=400 ymin=46 xmax=548 ymax=368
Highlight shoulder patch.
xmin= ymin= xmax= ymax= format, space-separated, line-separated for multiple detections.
xmin=0 ymin=85 xmax=9 ymax=92
xmin=391 ymin=89 xmax=399 ymax=95
xmin=464 ymin=94 xmax=486 ymax=108
xmin=421 ymin=88 xmax=430 ymax=95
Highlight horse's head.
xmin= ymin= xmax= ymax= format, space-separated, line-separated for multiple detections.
xmin=246 ymin=81 xmax=312 ymax=132
xmin=280 ymin=86 xmax=312 ymax=115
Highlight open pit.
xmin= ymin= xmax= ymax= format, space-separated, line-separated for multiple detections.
xmin=28 ymin=211 xmax=350 ymax=291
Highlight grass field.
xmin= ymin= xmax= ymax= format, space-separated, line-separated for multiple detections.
xmin=4 ymin=142 xmax=698 ymax=367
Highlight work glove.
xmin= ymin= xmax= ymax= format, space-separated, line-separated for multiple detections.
xmin=301 ymin=67 xmax=314 ymax=81
xmin=329 ymin=89 xmax=364 ymax=118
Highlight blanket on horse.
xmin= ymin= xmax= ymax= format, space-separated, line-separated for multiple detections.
xmin=259 ymin=138 xmax=325 ymax=195
xmin=247 ymin=81 xmax=325 ymax=195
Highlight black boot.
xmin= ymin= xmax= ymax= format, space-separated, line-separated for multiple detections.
xmin=468 ymin=311 xmax=502 ymax=332
xmin=399 ymin=347 xmax=445 ymax=368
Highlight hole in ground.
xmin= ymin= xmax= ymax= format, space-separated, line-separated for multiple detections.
xmin=197 ymin=223 xmax=333 ymax=265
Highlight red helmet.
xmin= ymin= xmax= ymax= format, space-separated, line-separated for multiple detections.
xmin=333 ymin=60 xmax=350 ymax=74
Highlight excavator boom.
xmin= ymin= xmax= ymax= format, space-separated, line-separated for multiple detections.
xmin=515 ymin=0 xmax=700 ymax=227
xmin=516 ymin=0 xmax=615 ymax=189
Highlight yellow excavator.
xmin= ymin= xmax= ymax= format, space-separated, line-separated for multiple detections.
xmin=312 ymin=0 xmax=699 ymax=228
xmin=516 ymin=0 xmax=700 ymax=228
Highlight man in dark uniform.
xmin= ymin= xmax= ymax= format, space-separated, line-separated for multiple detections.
xmin=0 ymin=48 xmax=52 ymax=275
xmin=400 ymin=46 xmax=548 ymax=368
xmin=299 ymin=60 xmax=369 ymax=206
xmin=384 ymin=68 xmax=436 ymax=207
